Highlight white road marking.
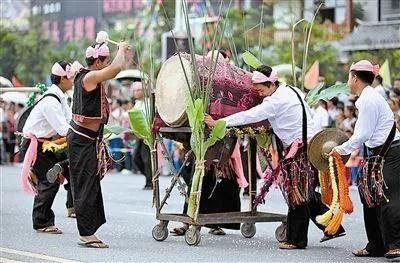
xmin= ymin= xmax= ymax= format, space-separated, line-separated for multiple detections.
xmin=0 ymin=257 xmax=24 ymax=263
xmin=127 ymin=211 xmax=154 ymax=216
xmin=0 ymin=247 xmax=81 ymax=263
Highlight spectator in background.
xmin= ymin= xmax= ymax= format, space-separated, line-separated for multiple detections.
xmin=0 ymin=99 xmax=5 ymax=164
xmin=327 ymin=97 xmax=339 ymax=126
xmin=3 ymin=104 xmax=16 ymax=164
xmin=132 ymin=81 xmax=152 ymax=190
xmin=391 ymin=78 xmax=400 ymax=98
xmin=342 ymin=105 xmax=357 ymax=133
xmin=312 ymin=100 xmax=330 ymax=132
xmin=387 ymin=98 xmax=400 ymax=130
xmin=372 ymin=75 xmax=387 ymax=98
xmin=108 ymin=99 xmax=124 ymax=172
xmin=335 ymin=108 xmax=345 ymax=130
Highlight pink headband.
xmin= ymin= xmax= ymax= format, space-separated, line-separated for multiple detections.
xmin=51 ymin=61 xmax=83 ymax=79
xmin=349 ymin=60 xmax=380 ymax=76
xmin=85 ymin=44 xmax=110 ymax=59
xmin=252 ymin=70 xmax=278 ymax=84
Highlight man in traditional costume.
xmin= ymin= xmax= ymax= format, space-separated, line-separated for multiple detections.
xmin=331 ymin=60 xmax=400 ymax=259
xmin=21 ymin=60 xmax=79 ymax=234
xmin=67 ymin=41 xmax=131 ymax=248
xmin=205 ymin=65 xmax=345 ymax=249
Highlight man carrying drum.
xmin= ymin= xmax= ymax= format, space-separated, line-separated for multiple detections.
xmin=205 ymin=64 xmax=345 ymax=249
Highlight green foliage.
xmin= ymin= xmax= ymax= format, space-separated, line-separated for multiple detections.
xmin=0 ymin=21 xmax=90 ymax=85
xmin=306 ymin=83 xmax=350 ymax=106
xmin=242 ymin=51 xmax=263 ymax=69
xmin=103 ymin=125 xmax=129 ymax=136
xmin=349 ymin=49 xmax=400 ymax=85
xmin=128 ymin=109 xmax=152 ymax=147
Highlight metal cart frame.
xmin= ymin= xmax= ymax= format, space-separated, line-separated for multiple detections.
xmin=151 ymin=127 xmax=286 ymax=246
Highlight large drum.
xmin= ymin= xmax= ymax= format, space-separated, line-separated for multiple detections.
xmin=155 ymin=53 xmax=263 ymax=127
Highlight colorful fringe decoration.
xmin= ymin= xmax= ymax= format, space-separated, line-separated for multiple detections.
xmin=319 ymin=171 xmax=332 ymax=205
xmin=316 ymin=153 xmax=354 ymax=235
xmin=358 ymin=156 xmax=389 ymax=208
xmin=42 ymin=137 xmax=67 ymax=153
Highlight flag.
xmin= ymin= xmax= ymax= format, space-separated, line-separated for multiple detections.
xmin=379 ymin=59 xmax=391 ymax=88
xmin=304 ymin=61 xmax=319 ymax=90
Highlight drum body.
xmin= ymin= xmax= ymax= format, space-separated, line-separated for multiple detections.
xmin=155 ymin=53 xmax=263 ymax=127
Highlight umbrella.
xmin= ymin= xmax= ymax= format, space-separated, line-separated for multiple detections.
xmin=0 ymin=76 xmax=13 ymax=87
xmin=114 ymin=69 xmax=148 ymax=82
xmin=0 ymin=92 xmax=27 ymax=104
xmin=272 ymin=64 xmax=302 ymax=75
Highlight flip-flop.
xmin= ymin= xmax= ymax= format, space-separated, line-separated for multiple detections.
xmin=208 ymin=228 xmax=226 ymax=236
xmin=36 ymin=227 xmax=62 ymax=234
xmin=78 ymin=240 xmax=109 ymax=248
xmin=320 ymin=232 xmax=346 ymax=243
xmin=279 ymin=242 xmax=304 ymax=250
xmin=67 ymin=208 xmax=76 ymax=218
xmin=352 ymin=248 xmax=373 ymax=257
xmin=46 ymin=163 xmax=63 ymax=183
xmin=385 ymin=249 xmax=400 ymax=259
xmin=170 ymin=227 xmax=188 ymax=236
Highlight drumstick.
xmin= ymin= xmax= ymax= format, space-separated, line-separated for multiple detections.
xmin=96 ymin=31 xmax=119 ymax=46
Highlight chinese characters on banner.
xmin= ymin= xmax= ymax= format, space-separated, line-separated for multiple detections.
xmin=103 ymin=0 xmax=133 ymax=13
xmin=41 ymin=16 xmax=96 ymax=43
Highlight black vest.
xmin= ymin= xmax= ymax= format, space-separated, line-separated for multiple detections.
xmin=72 ymin=68 xmax=108 ymax=123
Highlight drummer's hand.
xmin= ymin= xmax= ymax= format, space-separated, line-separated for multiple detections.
xmin=204 ymin=114 xmax=216 ymax=127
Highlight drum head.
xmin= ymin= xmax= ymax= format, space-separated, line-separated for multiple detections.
xmin=308 ymin=128 xmax=350 ymax=171
xmin=156 ymin=55 xmax=193 ymax=127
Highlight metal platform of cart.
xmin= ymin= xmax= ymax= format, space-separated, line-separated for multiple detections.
xmin=151 ymin=127 xmax=287 ymax=246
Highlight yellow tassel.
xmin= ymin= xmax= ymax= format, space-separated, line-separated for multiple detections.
xmin=316 ymin=156 xmax=339 ymax=226
xmin=316 ymin=211 xmax=333 ymax=226
xmin=325 ymin=210 xmax=344 ymax=235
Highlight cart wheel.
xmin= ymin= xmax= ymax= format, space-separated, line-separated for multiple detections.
xmin=152 ymin=224 xmax=168 ymax=242
xmin=275 ymin=222 xmax=287 ymax=242
xmin=185 ymin=227 xmax=201 ymax=246
xmin=241 ymin=223 xmax=256 ymax=238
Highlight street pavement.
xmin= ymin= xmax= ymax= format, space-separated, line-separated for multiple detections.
xmin=0 ymin=164 xmax=391 ymax=262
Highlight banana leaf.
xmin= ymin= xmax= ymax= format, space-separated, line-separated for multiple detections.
xmin=256 ymin=132 xmax=272 ymax=149
xmin=204 ymin=120 xmax=227 ymax=150
xmin=242 ymin=51 xmax=263 ymax=69
xmin=306 ymin=83 xmax=350 ymax=107
xmin=103 ymin=125 xmax=129 ymax=136
xmin=128 ymin=109 xmax=152 ymax=147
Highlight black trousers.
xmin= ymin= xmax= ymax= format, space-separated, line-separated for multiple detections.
xmin=364 ymin=145 xmax=400 ymax=255
xmin=286 ymin=191 xmax=345 ymax=248
xmin=31 ymin=143 xmax=68 ymax=230
xmin=67 ymin=126 xmax=106 ymax=236
xmin=134 ymin=140 xmax=152 ymax=187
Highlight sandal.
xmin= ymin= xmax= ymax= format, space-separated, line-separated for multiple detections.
xmin=170 ymin=226 xmax=188 ymax=236
xmin=279 ymin=242 xmax=304 ymax=250
xmin=320 ymin=232 xmax=346 ymax=243
xmin=67 ymin=208 xmax=76 ymax=218
xmin=36 ymin=226 xmax=62 ymax=234
xmin=46 ymin=163 xmax=63 ymax=184
xmin=352 ymin=248 xmax=373 ymax=257
xmin=78 ymin=240 xmax=109 ymax=248
xmin=208 ymin=227 xmax=226 ymax=236
xmin=385 ymin=249 xmax=400 ymax=259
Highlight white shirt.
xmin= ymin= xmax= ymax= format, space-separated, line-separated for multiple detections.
xmin=222 ymin=84 xmax=316 ymax=148
xmin=374 ymin=84 xmax=387 ymax=99
xmin=312 ymin=105 xmax=330 ymax=132
xmin=335 ymin=86 xmax=400 ymax=155
xmin=23 ymin=84 xmax=72 ymax=138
